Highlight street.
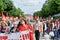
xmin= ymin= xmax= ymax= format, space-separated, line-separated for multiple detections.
xmin=33 ymin=34 xmax=60 ymax=40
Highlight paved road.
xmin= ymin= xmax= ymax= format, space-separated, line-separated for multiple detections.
xmin=33 ymin=34 xmax=60 ymax=40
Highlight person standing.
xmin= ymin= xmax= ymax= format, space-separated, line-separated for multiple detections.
xmin=18 ymin=19 xmax=34 ymax=40
xmin=33 ymin=16 xmax=43 ymax=40
xmin=10 ymin=22 xmax=18 ymax=33
xmin=1 ymin=21 xmax=10 ymax=33
xmin=0 ymin=22 xmax=2 ymax=33
xmin=8 ymin=16 xmax=14 ymax=28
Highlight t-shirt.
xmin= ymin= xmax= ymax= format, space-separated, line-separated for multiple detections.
xmin=18 ymin=25 xmax=34 ymax=40
xmin=36 ymin=22 xmax=39 ymax=30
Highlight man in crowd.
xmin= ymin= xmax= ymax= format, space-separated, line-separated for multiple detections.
xmin=33 ymin=16 xmax=43 ymax=40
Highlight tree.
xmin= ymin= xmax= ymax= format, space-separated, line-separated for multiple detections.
xmin=8 ymin=7 xmax=24 ymax=17
xmin=0 ymin=0 xmax=6 ymax=13
xmin=0 ymin=0 xmax=24 ymax=17
xmin=33 ymin=11 xmax=42 ymax=17
xmin=33 ymin=0 xmax=60 ymax=18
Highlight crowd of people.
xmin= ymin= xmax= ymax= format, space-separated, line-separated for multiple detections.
xmin=0 ymin=15 xmax=60 ymax=40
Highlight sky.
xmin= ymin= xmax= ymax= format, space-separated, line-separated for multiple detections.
xmin=13 ymin=0 xmax=46 ymax=15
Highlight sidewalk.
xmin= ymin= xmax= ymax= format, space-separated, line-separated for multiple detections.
xmin=34 ymin=34 xmax=60 ymax=40
xmin=33 ymin=34 xmax=46 ymax=40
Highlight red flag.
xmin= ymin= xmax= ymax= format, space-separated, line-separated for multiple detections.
xmin=2 ymin=12 xmax=6 ymax=21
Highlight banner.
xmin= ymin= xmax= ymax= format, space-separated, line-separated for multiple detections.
xmin=0 ymin=30 xmax=30 ymax=40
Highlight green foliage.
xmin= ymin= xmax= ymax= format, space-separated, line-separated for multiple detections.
xmin=8 ymin=7 xmax=24 ymax=17
xmin=0 ymin=0 xmax=4 ymax=13
xmin=2 ymin=0 xmax=13 ymax=11
xmin=0 ymin=0 xmax=24 ymax=17
xmin=33 ymin=0 xmax=60 ymax=18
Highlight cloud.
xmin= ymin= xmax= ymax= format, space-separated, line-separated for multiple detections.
xmin=13 ymin=0 xmax=46 ymax=14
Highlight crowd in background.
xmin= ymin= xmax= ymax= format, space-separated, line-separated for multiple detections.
xmin=30 ymin=16 xmax=60 ymax=40
xmin=0 ymin=15 xmax=60 ymax=40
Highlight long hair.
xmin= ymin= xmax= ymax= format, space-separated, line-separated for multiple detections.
xmin=20 ymin=18 xmax=27 ymax=25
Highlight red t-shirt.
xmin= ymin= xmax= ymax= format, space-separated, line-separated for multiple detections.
xmin=18 ymin=25 xmax=34 ymax=40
